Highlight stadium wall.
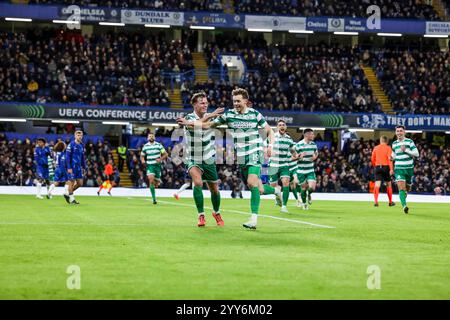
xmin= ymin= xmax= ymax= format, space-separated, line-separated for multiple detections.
xmin=1 ymin=186 xmax=449 ymax=204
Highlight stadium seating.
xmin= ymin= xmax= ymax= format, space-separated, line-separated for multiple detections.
xmin=188 ymin=43 xmax=381 ymax=113
xmin=374 ymin=49 xmax=450 ymax=115
xmin=0 ymin=29 xmax=195 ymax=106
xmin=19 ymin=0 xmax=441 ymax=20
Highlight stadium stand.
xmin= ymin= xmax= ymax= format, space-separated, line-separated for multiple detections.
xmin=186 ymin=42 xmax=381 ymax=112
xmin=373 ymin=49 xmax=450 ymax=115
xmin=11 ymin=0 xmax=441 ymax=20
xmin=0 ymin=29 xmax=195 ymax=106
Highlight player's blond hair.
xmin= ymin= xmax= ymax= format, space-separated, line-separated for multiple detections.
xmin=232 ymin=88 xmax=249 ymax=100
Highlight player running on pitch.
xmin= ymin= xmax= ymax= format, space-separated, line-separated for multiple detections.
xmin=141 ymin=132 xmax=168 ymax=205
xmin=33 ymin=138 xmax=52 ymax=199
xmin=371 ymin=135 xmax=395 ymax=207
xmin=391 ymin=125 xmax=419 ymax=214
xmin=178 ymin=91 xmax=224 ymax=227
xmin=178 ymin=88 xmax=281 ymax=230
xmin=293 ymin=128 xmax=318 ymax=211
xmin=66 ymin=130 xmax=87 ymax=205
xmin=267 ymin=120 xmax=297 ymax=213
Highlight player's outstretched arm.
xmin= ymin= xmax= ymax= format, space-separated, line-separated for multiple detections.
xmin=201 ymin=107 xmax=225 ymax=122
xmin=264 ymin=124 xmax=275 ymax=158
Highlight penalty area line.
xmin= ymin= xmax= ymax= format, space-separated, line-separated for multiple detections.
xmin=149 ymin=199 xmax=336 ymax=229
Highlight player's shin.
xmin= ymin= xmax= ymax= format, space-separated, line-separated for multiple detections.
xmin=211 ymin=190 xmax=221 ymax=213
xmin=282 ymin=186 xmax=290 ymax=206
xmin=48 ymin=183 xmax=55 ymax=195
xmin=291 ymin=185 xmax=298 ymax=200
xmin=262 ymin=184 xmax=276 ymax=195
xmin=250 ymin=187 xmax=260 ymax=216
xmin=374 ymin=186 xmax=380 ymax=204
xmin=399 ymin=189 xmax=407 ymax=207
xmin=301 ymin=188 xmax=307 ymax=204
xmin=387 ymin=186 xmax=393 ymax=203
xmin=193 ymin=186 xmax=204 ymax=215
xmin=35 ymin=180 xmax=42 ymax=197
xmin=150 ymin=184 xmax=156 ymax=202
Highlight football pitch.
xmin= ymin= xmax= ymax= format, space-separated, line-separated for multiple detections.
xmin=1 ymin=194 xmax=449 ymax=300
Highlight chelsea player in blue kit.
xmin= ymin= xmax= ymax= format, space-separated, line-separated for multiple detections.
xmin=66 ymin=131 xmax=87 ymax=205
xmin=34 ymin=138 xmax=52 ymax=199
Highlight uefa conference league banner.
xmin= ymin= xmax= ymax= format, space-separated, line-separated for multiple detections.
xmin=1 ymin=103 xmax=450 ymax=130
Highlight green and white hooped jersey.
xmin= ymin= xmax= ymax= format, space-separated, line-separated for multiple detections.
xmin=288 ymin=158 xmax=298 ymax=173
xmin=266 ymin=132 xmax=294 ymax=168
xmin=214 ymin=107 xmax=267 ymax=165
xmin=141 ymin=141 xmax=166 ymax=166
xmin=183 ymin=112 xmax=216 ymax=164
xmin=294 ymin=139 xmax=318 ymax=175
xmin=392 ymin=138 xmax=418 ymax=170
xmin=48 ymin=154 xmax=54 ymax=177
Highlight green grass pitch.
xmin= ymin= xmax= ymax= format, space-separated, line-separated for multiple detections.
xmin=1 ymin=194 xmax=449 ymax=299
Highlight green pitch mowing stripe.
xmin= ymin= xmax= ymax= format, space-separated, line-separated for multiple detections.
xmin=0 ymin=195 xmax=449 ymax=299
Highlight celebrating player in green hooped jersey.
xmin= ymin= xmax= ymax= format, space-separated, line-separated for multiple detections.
xmin=267 ymin=120 xmax=297 ymax=213
xmin=391 ymin=125 xmax=419 ymax=214
xmin=177 ymin=88 xmax=281 ymax=230
xmin=293 ymin=128 xmax=318 ymax=211
xmin=140 ymin=132 xmax=168 ymax=204
xmin=181 ymin=91 xmax=225 ymax=227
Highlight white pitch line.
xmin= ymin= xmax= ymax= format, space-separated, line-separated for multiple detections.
xmin=153 ymin=199 xmax=336 ymax=229
xmin=0 ymin=221 xmax=164 ymax=227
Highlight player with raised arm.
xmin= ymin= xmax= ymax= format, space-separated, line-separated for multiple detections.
xmin=267 ymin=120 xmax=297 ymax=213
xmin=177 ymin=88 xmax=281 ymax=230
xmin=391 ymin=125 xmax=419 ymax=214
xmin=371 ymin=135 xmax=395 ymax=207
xmin=66 ymin=131 xmax=87 ymax=205
xmin=141 ymin=132 xmax=168 ymax=205
xmin=294 ymin=128 xmax=318 ymax=211
xmin=33 ymin=138 xmax=52 ymax=199
xmin=179 ymin=91 xmax=224 ymax=227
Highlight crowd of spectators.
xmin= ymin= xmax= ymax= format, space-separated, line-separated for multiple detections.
xmin=1 ymin=28 xmax=448 ymax=115
xmin=184 ymin=42 xmax=381 ymax=113
xmin=374 ymin=49 xmax=450 ymax=115
xmin=15 ymin=0 xmax=440 ymax=20
xmin=0 ymin=28 xmax=194 ymax=106
xmin=0 ymin=133 xmax=118 ymax=187
xmin=235 ymin=0 xmax=440 ymax=20
xmin=26 ymin=0 xmax=224 ymax=11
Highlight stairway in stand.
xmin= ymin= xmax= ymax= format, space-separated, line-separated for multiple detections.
xmin=222 ymin=0 xmax=235 ymax=14
xmin=432 ymin=0 xmax=449 ymax=21
xmin=169 ymin=88 xmax=184 ymax=109
xmin=361 ymin=65 xmax=394 ymax=114
xmin=111 ymin=149 xmax=134 ymax=187
xmin=192 ymin=52 xmax=209 ymax=84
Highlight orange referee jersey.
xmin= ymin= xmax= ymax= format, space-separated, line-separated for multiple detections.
xmin=104 ymin=164 xmax=113 ymax=176
xmin=371 ymin=144 xmax=393 ymax=171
